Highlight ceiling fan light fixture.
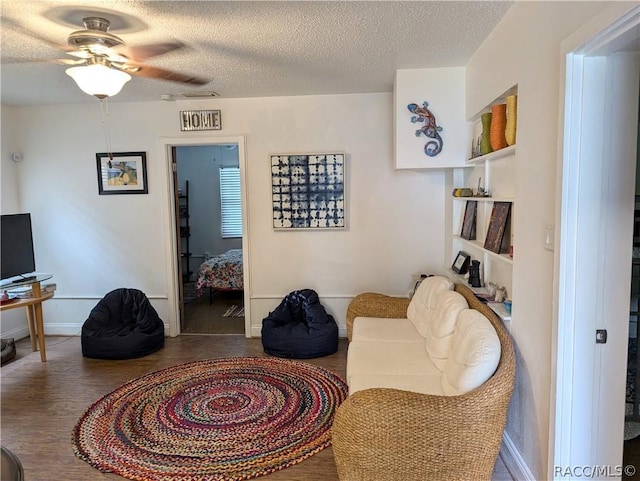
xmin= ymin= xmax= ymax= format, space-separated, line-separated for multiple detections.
xmin=65 ymin=63 xmax=131 ymax=99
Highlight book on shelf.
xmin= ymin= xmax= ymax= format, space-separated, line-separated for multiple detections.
xmin=460 ymin=200 xmax=477 ymax=240
xmin=484 ymin=202 xmax=512 ymax=254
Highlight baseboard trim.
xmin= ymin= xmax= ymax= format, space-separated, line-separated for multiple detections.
xmin=502 ymin=431 xmax=536 ymax=481
xmin=0 ymin=326 xmax=30 ymax=341
xmin=250 ymin=294 xmax=356 ymax=300
xmin=41 ymin=322 xmax=172 ymax=337
xmin=38 ymin=323 xmax=83 ymax=336
xmin=50 ymin=295 xmax=169 ymax=300
xmin=250 ymin=326 xmax=348 ymax=339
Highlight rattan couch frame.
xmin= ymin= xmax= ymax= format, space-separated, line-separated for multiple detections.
xmin=332 ymin=283 xmax=516 ymax=481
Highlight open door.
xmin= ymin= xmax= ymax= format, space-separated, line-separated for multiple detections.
xmin=171 ymin=146 xmax=186 ymax=332
xmin=162 ymin=135 xmax=250 ymax=338
xmin=553 ymin=7 xmax=639 ymax=476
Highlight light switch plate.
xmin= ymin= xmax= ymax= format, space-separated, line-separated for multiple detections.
xmin=544 ymin=225 xmax=554 ymax=251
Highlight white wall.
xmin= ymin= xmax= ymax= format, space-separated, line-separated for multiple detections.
xmin=1 ymin=105 xmax=21 ymax=213
xmin=1 ymin=92 xmax=445 ymax=338
xmin=465 ymin=1 xmax=636 ymax=479
xmin=1 ymin=104 xmax=29 ymax=337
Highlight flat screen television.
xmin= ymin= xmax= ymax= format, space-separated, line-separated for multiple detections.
xmin=1 ymin=213 xmax=36 ymax=282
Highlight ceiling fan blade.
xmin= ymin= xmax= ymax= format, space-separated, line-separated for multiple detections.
xmin=53 ymin=58 xmax=88 ymax=66
xmin=119 ymin=62 xmax=209 ymax=86
xmin=112 ymin=41 xmax=184 ymax=62
xmin=65 ymin=50 xmax=95 ymax=60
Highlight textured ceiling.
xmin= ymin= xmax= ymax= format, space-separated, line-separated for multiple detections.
xmin=0 ymin=1 xmax=512 ymax=105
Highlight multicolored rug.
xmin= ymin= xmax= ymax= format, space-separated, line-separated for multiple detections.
xmin=72 ymin=357 xmax=348 ymax=481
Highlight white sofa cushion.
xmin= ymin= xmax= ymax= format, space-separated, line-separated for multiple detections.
xmin=352 ymin=317 xmax=421 ymax=343
xmin=349 ymin=373 xmax=444 ymax=396
xmin=424 ymin=290 xmax=469 ymax=371
xmin=406 ymin=276 xmax=453 ymax=337
xmin=346 ymin=340 xmax=439 ymax=386
xmin=441 ymin=309 xmax=501 ymax=396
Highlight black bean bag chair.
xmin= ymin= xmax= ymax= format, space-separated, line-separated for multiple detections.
xmin=262 ymin=289 xmax=338 ymax=359
xmin=82 ymin=288 xmax=165 ymax=360
xmin=1 ymin=338 xmax=16 ymax=365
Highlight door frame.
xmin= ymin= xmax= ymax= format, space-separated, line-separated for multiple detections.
xmin=551 ymin=5 xmax=639 ymax=478
xmin=160 ymin=135 xmax=250 ymax=338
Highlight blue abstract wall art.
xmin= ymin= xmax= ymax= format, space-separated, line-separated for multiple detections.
xmin=408 ymin=101 xmax=443 ymax=157
xmin=271 ymin=153 xmax=346 ymax=229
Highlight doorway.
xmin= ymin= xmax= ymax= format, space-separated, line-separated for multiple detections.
xmin=625 ymin=190 xmax=640 ymax=476
xmin=553 ymin=6 xmax=639 ymax=477
xmin=174 ymin=144 xmax=245 ymax=335
xmin=161 ymin=135 xmax=250 ymax=338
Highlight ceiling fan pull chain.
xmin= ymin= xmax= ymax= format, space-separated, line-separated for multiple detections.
xmin=100 ymin=98 xmax=114 ymax=161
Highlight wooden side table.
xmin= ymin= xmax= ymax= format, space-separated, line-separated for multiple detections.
xmin=1 ymin=281 xmax=54 ymax=362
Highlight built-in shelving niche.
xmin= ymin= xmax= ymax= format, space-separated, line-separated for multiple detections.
xmin=447 ymin=85 xmax=518 ymax=322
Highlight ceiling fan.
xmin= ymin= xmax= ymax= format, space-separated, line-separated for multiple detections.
xmin=12 ymin=15 xmax=210 ymax=99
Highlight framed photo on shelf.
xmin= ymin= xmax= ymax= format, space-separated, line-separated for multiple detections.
xmin=96 ymin=152 xmax=148 ymax=195
xmin=460 ymin=200 xmax=477 ymax=240
xmin=484 ymin=201 xmax=512 ymax=254
xmin=451 ymin=251 xmax=471 ymax=274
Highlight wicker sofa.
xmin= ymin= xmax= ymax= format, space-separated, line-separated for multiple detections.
xmin=332 ymin=278 xmax=515 ymax=481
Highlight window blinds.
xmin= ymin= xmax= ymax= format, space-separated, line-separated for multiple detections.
xmin=219 ymin=167 xmax=242 ymax=238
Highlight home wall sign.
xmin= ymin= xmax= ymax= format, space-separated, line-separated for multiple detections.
xmin=271 ymin=153 xmax=346 ymax=230
xmin=180 ymin=110 xmax=221 ymax=131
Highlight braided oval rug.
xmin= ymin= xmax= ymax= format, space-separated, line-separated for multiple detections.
xmin=72 ymin=357 xmax=348 ymax=481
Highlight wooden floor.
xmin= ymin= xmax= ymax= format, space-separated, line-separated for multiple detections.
xmin=1 ymin=335 xmax=514 ymax=481
xmin=182 ymin=289 xmax=245 ymax=334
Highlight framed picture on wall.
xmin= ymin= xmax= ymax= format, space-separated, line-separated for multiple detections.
xmin=460 ymin=200 xmax=477 ymax=240
xmin=96 ymin=152 xmax=148 ymax=195
xmin=271 ymin=153 xmax=346 ymax=229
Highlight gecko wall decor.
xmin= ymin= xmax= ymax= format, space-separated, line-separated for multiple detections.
xmin=408 ymin=101 xmax=443 ymax=157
